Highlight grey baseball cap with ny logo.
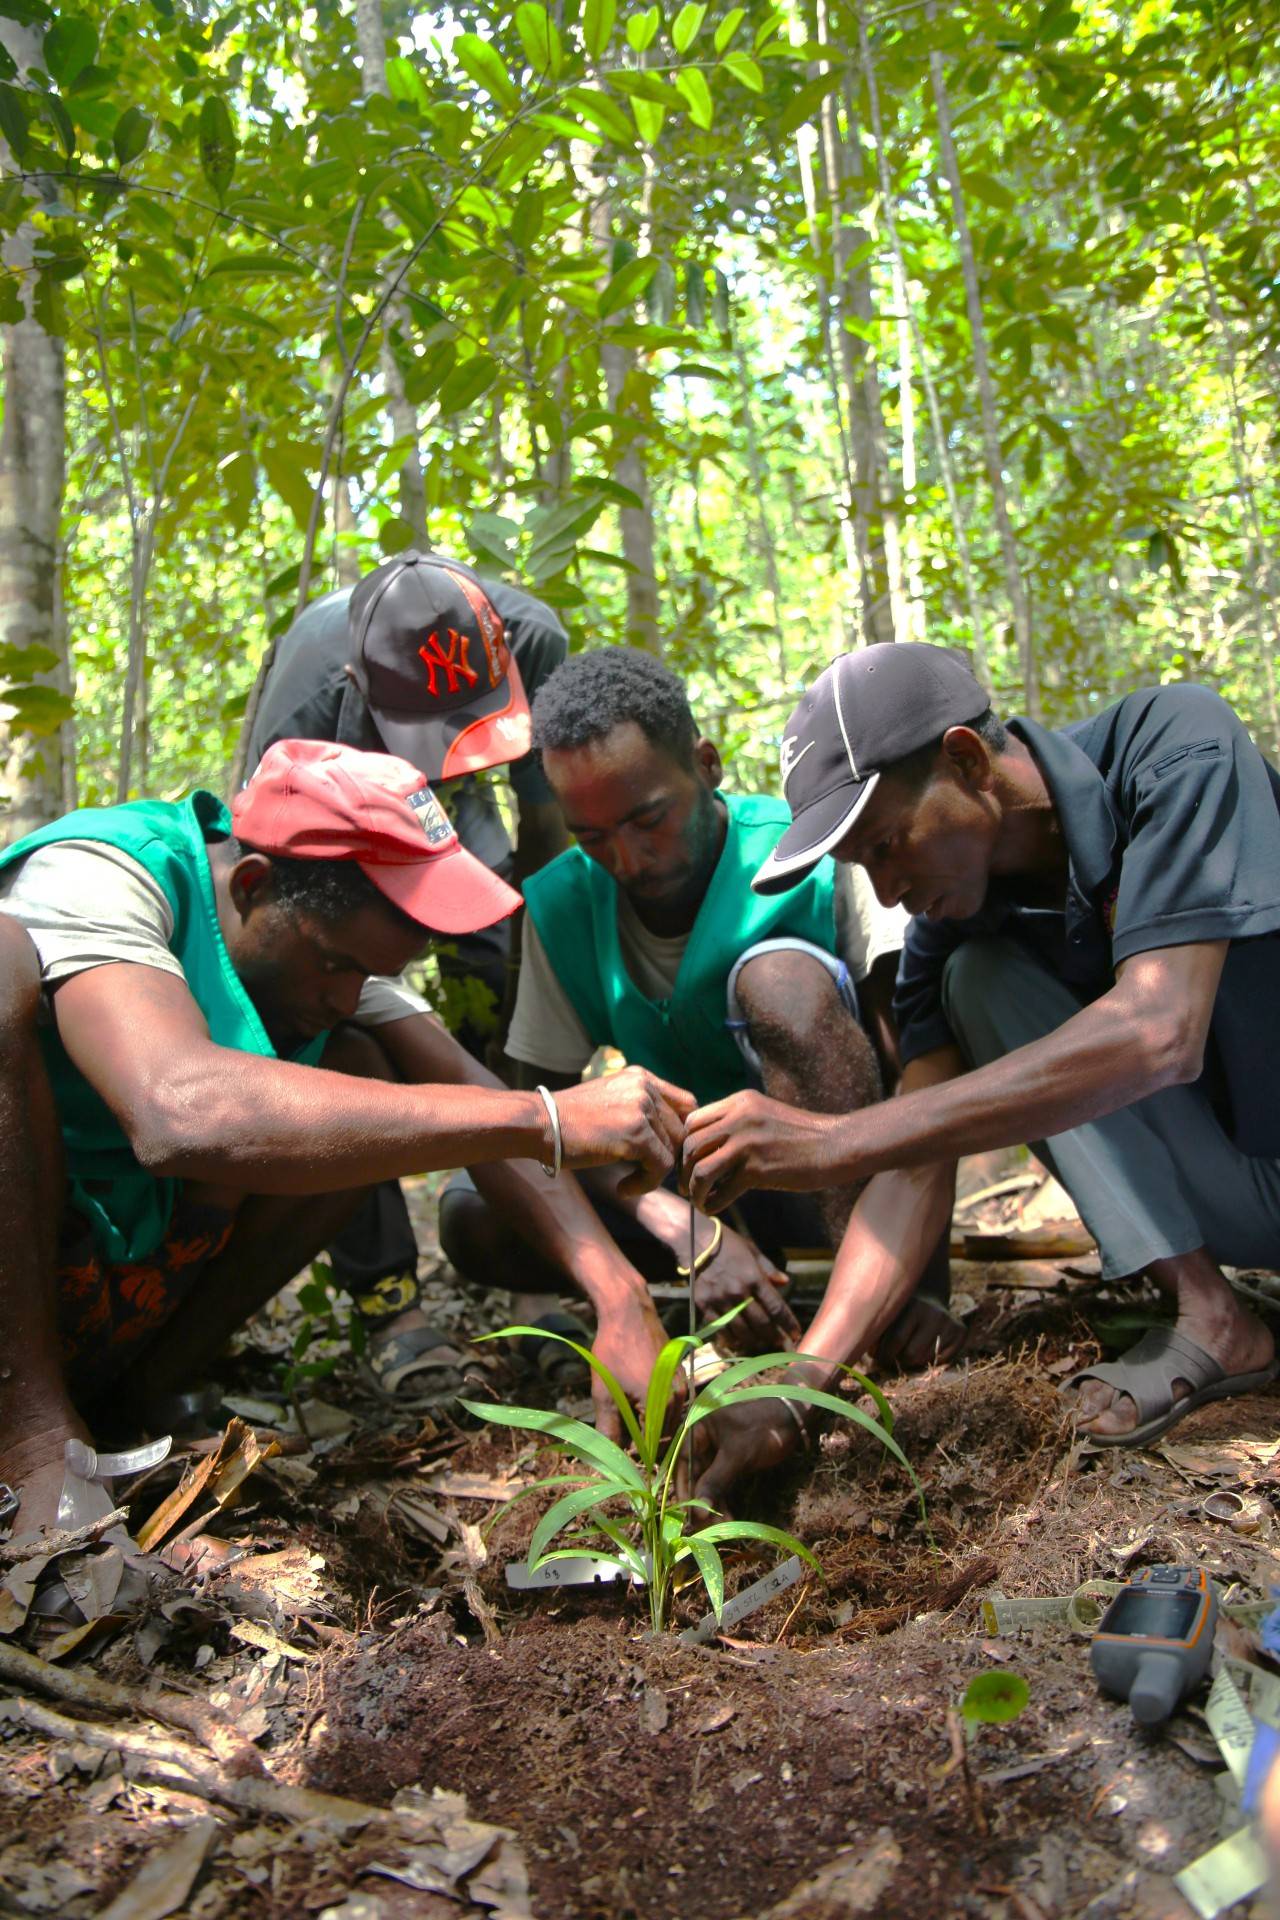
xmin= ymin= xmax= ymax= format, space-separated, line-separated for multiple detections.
xmin=753 ymin=643 xmax=990 ymax=895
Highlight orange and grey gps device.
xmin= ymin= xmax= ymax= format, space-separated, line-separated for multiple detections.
xmin=1089 ymin=1565 xmax=1217 ymax=1725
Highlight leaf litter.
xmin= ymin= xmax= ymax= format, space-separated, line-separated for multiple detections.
xmin=0 ymin=1181 xmax=1278 ymax=1914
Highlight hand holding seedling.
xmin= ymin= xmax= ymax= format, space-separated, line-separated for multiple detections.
xmin=690 ymin=1396 xmax=806 ymax=1516
xmin=682 ymin=1088 xmax=841 ymax=1214
xmin=556 ymin=1066 xmax=696 ymax=1196
xmin=590 ymin=1287 xmax=678 ymax=1445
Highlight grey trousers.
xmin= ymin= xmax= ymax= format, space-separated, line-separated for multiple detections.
xmin=942 ymin=937 xmax=1280 ymax=1280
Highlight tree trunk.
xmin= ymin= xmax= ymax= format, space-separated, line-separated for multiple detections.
xmin=924 ymin=0 xmax=1036 ymax=712
xmin=812 ymin=0 xmax=902 ymax=644
xmin=0 ymin=19 xmax=68 ymax=839
xmin=356 ymin=0 xmax=429 ymax=547
xmin=857 ymin=4 xmax=987 ymax=673
xmin=731 ymin=314 xmax=789 ymax=683
xmin=574 ymin=139 xmax=660 ymax=653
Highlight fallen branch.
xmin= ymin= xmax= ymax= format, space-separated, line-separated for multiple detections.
xmin=0 ymin=1642 xmax=264 ymax=1770
xmin=0 ymin=1693 xmax=452 ymax=1834
xmin=0 ymin=1508 xmax=129 ymax=1569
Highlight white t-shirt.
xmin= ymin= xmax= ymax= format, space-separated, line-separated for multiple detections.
xmin=0 ymin=841 xmax=429 ymax=1027
xmin=505 ymin=859 xmax=906 ymax=1077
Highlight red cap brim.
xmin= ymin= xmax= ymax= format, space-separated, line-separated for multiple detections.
xmin=360 ymin=843 xmax=523 ymax=935
xmin=369 ymin=654 xmax=533 ymax=783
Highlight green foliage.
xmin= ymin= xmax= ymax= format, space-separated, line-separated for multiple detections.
xmin=960 ymin=1671 xmax=1030 ymax=1727
xmin=282 ymin=1260 xmax=365 ymax=1393
xmin=462 ymin=1308 xmax=921 ymax=1634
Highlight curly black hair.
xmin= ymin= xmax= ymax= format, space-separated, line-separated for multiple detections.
xmin=531 ymin=646 xmax=698 ymax=766
xmin=223 ymin=836 xmax=427 ymax=934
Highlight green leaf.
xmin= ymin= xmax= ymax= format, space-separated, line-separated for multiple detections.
xmin=480 ymin=1314 xmax=641 ymax=1448
xmin=674 ymin=66 xmax=713 ymax=128
xmin=643 ymin=1333 xmax=692 ymax=1461
xmin=626 ymin=4 xmax=660 ymax=52
xmin=384 ymin=55 xmax=431 ymax=111
xmin=198 ymin=95 xmax=237 ymax=200
xmin=964 ymin=169 xmax=1015 ymax=212
xmin=261 ymin=442 xmax=316 ymax=532
xmin=672 ymin=1 xmax=706 ymax=51
xmin=0 ymin=83 xmax=26 ymax=160
xmin=685 ymin=1534 xmax=724 ymax=1617
xmin=438 ymin=352 xmax=499 ymax=414
xmin=714 ymin=6 xmax=745 ymax=50
xmin=710 ymin=266 xmax=730 ymax=329
xmin=583 ymin=0 xmax=617 ymax=59
xmin=378 ymin=516 xmax=416 ymax=555
xmin=630 ymin=95 xmax=665 ymax=143
xmin=454 ymin=34 xmax=519 ymax=109
xmin=516 ymin=1 xmax=563 ymax=75
xmin=112 ymin=104 xmax=151 ymax=166
xmin=599 ymin=254 xmax=658 ymax=317
xmin=43 ymin=92 xmax=74 ymax=158
xmin=685 ymin=263 xmax=706 ymax=327
xmin=693 ymin=1519 xmax=819 ymax=1569
xmin=459 ymin=1398 xmax=647 ymax=1490
xmin=961 ymin=1671 xmax=1030 ymax=1725
xmin=0 ymin=684 xmax=73 ymax=737
xmin=776 ymin=69 xmax=841 ymax=136
xmin=529 ymin=1482 xmax=634 ymax=1565
xmin=43 ymin=13 xmax=96 ymax=85
xmin=721 ymin=49 xmax=762 ymax=90
xmin=566 ymin=85 xmax=634 ymax=143
xmin=646 ymin=257 xmax=676 ymax=323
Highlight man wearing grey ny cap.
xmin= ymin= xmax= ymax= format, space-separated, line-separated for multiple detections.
xmin=682 ymin=642 xmax=1280 ymax=1501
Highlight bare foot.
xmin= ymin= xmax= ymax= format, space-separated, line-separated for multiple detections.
xmin=1069 ymin=1250 xmax=1274 ymax=1438
xmin=875 ymin=1294 xmax=966 ymax=1372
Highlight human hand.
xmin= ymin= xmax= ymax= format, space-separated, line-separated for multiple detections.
xmin=692 ymin=1397 xmax=804 ymax=1518
xmin=692 ymin=1222 xmax=800 ymax=1353
xmin=556 ymin=1067 xmax=695 ymax=1197
xmin=590 ymin=1287 xmax=675 ymax=1444
xmin=682 ymin=1090 xmax=841 ymax=1214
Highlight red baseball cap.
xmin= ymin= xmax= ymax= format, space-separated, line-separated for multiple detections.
xmin=347 ymin=550 xmax=531 ymax=781
xmin=232 ymin=740 xmax=523 ymax=936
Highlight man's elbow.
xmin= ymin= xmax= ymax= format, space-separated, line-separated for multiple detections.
xmin=126 ymin=1076 xmax=237 ymax=1175
xmin=1138 ymin=1008 xmax=1206 ymax=1090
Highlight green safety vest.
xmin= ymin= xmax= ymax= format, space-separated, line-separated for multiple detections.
xmin=523 ymin=792 xmax=838 ymax=1106
xmin=0 ymin=791 xmax=326 ymax=1264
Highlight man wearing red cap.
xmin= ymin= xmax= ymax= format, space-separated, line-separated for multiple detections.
xmin=241 ymin=550 xmax=573 ymax=1389
xmin=0 ymin=741 xmax=691 ymax=1532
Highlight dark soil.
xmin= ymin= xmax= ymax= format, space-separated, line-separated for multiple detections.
xmin=305 ymin=1357 xmax=1280 ymax=1919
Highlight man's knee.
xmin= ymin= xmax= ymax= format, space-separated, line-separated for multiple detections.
xmin=0 ymin=917 xmax=44 ymax=1046
xmin=320 ymin=1023 xmax=397 ymax=1083
xmin=734 ymin=949 xmax=848 ymax=1054
xmin=941 ymin=936 xmax=1071 ymax=1062
xmin=438 ymin=1176 xmax=489 ymax=1275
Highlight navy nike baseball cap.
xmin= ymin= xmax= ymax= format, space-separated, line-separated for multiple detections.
xmin=753 ymin=643 xmax=989 ymax=894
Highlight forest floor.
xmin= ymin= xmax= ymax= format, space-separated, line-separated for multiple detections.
xmin=3 ymin=1169 xmax=1280 ymax=1920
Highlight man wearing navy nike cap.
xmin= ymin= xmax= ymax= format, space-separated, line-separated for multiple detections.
xmin=684 ymin=642 xmax=1280 ymax=1499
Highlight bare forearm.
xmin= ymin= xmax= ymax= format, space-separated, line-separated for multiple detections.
xmin=823 ymin=986 xmax=1188 ymax=1182
xmin=789 ymin=1162 xmax=956 ymax=1384
xmin=126 ymin=1052 xmax=549 ymax=1192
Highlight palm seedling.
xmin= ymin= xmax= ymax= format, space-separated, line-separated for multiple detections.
xmin=461 ymin=1305 xmax=923 ymax=1634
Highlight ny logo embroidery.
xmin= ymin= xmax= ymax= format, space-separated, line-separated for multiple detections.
xmin=419 ymin=628 xmax=479 ymax=697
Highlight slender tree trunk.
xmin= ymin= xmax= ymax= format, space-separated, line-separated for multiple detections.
xmin=1195 ymin=243 xmax=1280 ymax=758
xmin=731 ymin=314 xmax=788 ymax=682
xmin=334 ymin=477 xmax=363 ymax=587
xmin=892 ymin=256 xmax=925 ymax=642
xmin=794 ymin=120 xmax=863 ymax=637
xmin=356 ymin=0 xmax=429 ymax=547
xmin=0 ymin=20 xmax=67 ymax=838
xmin=810 ymin=0 xmax=901 ymax=644
xmin=857 ymin=4 xmax=986 ymax=671
xmin=925 ymin=0 xmax=1035 ymax=711
xmin=574 ymin=139 xmax=660 ymax=652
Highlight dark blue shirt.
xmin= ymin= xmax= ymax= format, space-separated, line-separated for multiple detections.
xmin=895 ymin=685 xmax=1280 ymax=1154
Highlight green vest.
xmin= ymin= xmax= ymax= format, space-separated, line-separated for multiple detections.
xmin=524 ymin=793 xmax=838 ymax=1105
xmin=0 ymin=792 xmax=325 ymax=1264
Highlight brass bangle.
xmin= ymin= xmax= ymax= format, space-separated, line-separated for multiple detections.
xmin=676 ymin=1215 xmax=723 ymax=1279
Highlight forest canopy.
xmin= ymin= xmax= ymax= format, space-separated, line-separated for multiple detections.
xmin=0 ymin=0 xmax=1275 ymax=832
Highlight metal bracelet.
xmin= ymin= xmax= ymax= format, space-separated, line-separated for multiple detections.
xmin=777 ymin=1394 xmax=812 ymax=1453
xmin=534 ymin=1084 xmax=562 ymax=1179
xmin=676 ymin=1214 xmax=723 ymax=1279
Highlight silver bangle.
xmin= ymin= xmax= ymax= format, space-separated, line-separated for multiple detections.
xmin=777 ymin=1394 xmax=812 ymax=1453
xmin=534 ymin=1084 xmax=562 ymax=1179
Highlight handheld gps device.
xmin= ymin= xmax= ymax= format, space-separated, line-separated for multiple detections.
xmin=1089 ymin=1565 xmax=1217 ymax=1725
